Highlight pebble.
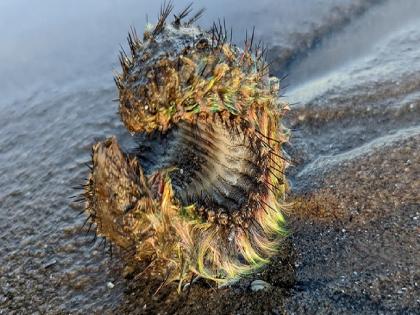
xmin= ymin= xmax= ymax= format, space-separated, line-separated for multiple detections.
xmin=107 ymin=282 xmax=115 ymax=289
xmin=250 ymin=279 xmax=271 ymax=292
xmin=42 ymin=259 xmax=57 ymax=269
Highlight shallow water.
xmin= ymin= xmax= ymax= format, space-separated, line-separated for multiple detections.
xmin=1 ymin=0 xmax=419 ymax=314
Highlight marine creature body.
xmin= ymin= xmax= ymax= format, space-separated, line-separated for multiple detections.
xmin=82 ymin=3 xmax=290 ymax=288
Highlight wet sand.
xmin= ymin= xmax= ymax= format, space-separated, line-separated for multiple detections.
xmin=110 ymin=121 xmax=419 ymax=315
xmin=1 ymin=1 xmax=419 ymax=314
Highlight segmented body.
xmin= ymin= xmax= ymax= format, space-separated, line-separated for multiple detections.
xmin=83 ymin=3 xmax=290 ymax=287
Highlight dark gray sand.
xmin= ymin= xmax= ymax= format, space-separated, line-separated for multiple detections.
xmin=1 ymin=1 xmax=419 ymax=314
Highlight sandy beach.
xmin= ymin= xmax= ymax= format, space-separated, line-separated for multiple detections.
xmin=0 ymin=1 xmax=419 ymax=314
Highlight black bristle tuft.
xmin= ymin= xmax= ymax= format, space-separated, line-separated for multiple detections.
xmin=153 ymin=0 xmax=174 ymax=36
xmin=187 ymin=8 xmax=205 ymax=25
xmin=127 ymin=25 xmax=141 ymax=57
xmin=114 ymin=76 xmax=123 ymax=89
xmin=119 ymin=47 xmax=131 ymax=74
xmin=173 ymin=2 xmax=193 ymax=26
xmin=127 ymin=32 xmax=136 ymax=57
xmin=250 ymin=26 xmax=255 ymax=53
xmin=223 ymin=19 xmax=227 ymax=43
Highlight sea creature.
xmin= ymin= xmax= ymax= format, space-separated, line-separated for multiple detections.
xmin=81 ymin=2 xmax=290 ymax=288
